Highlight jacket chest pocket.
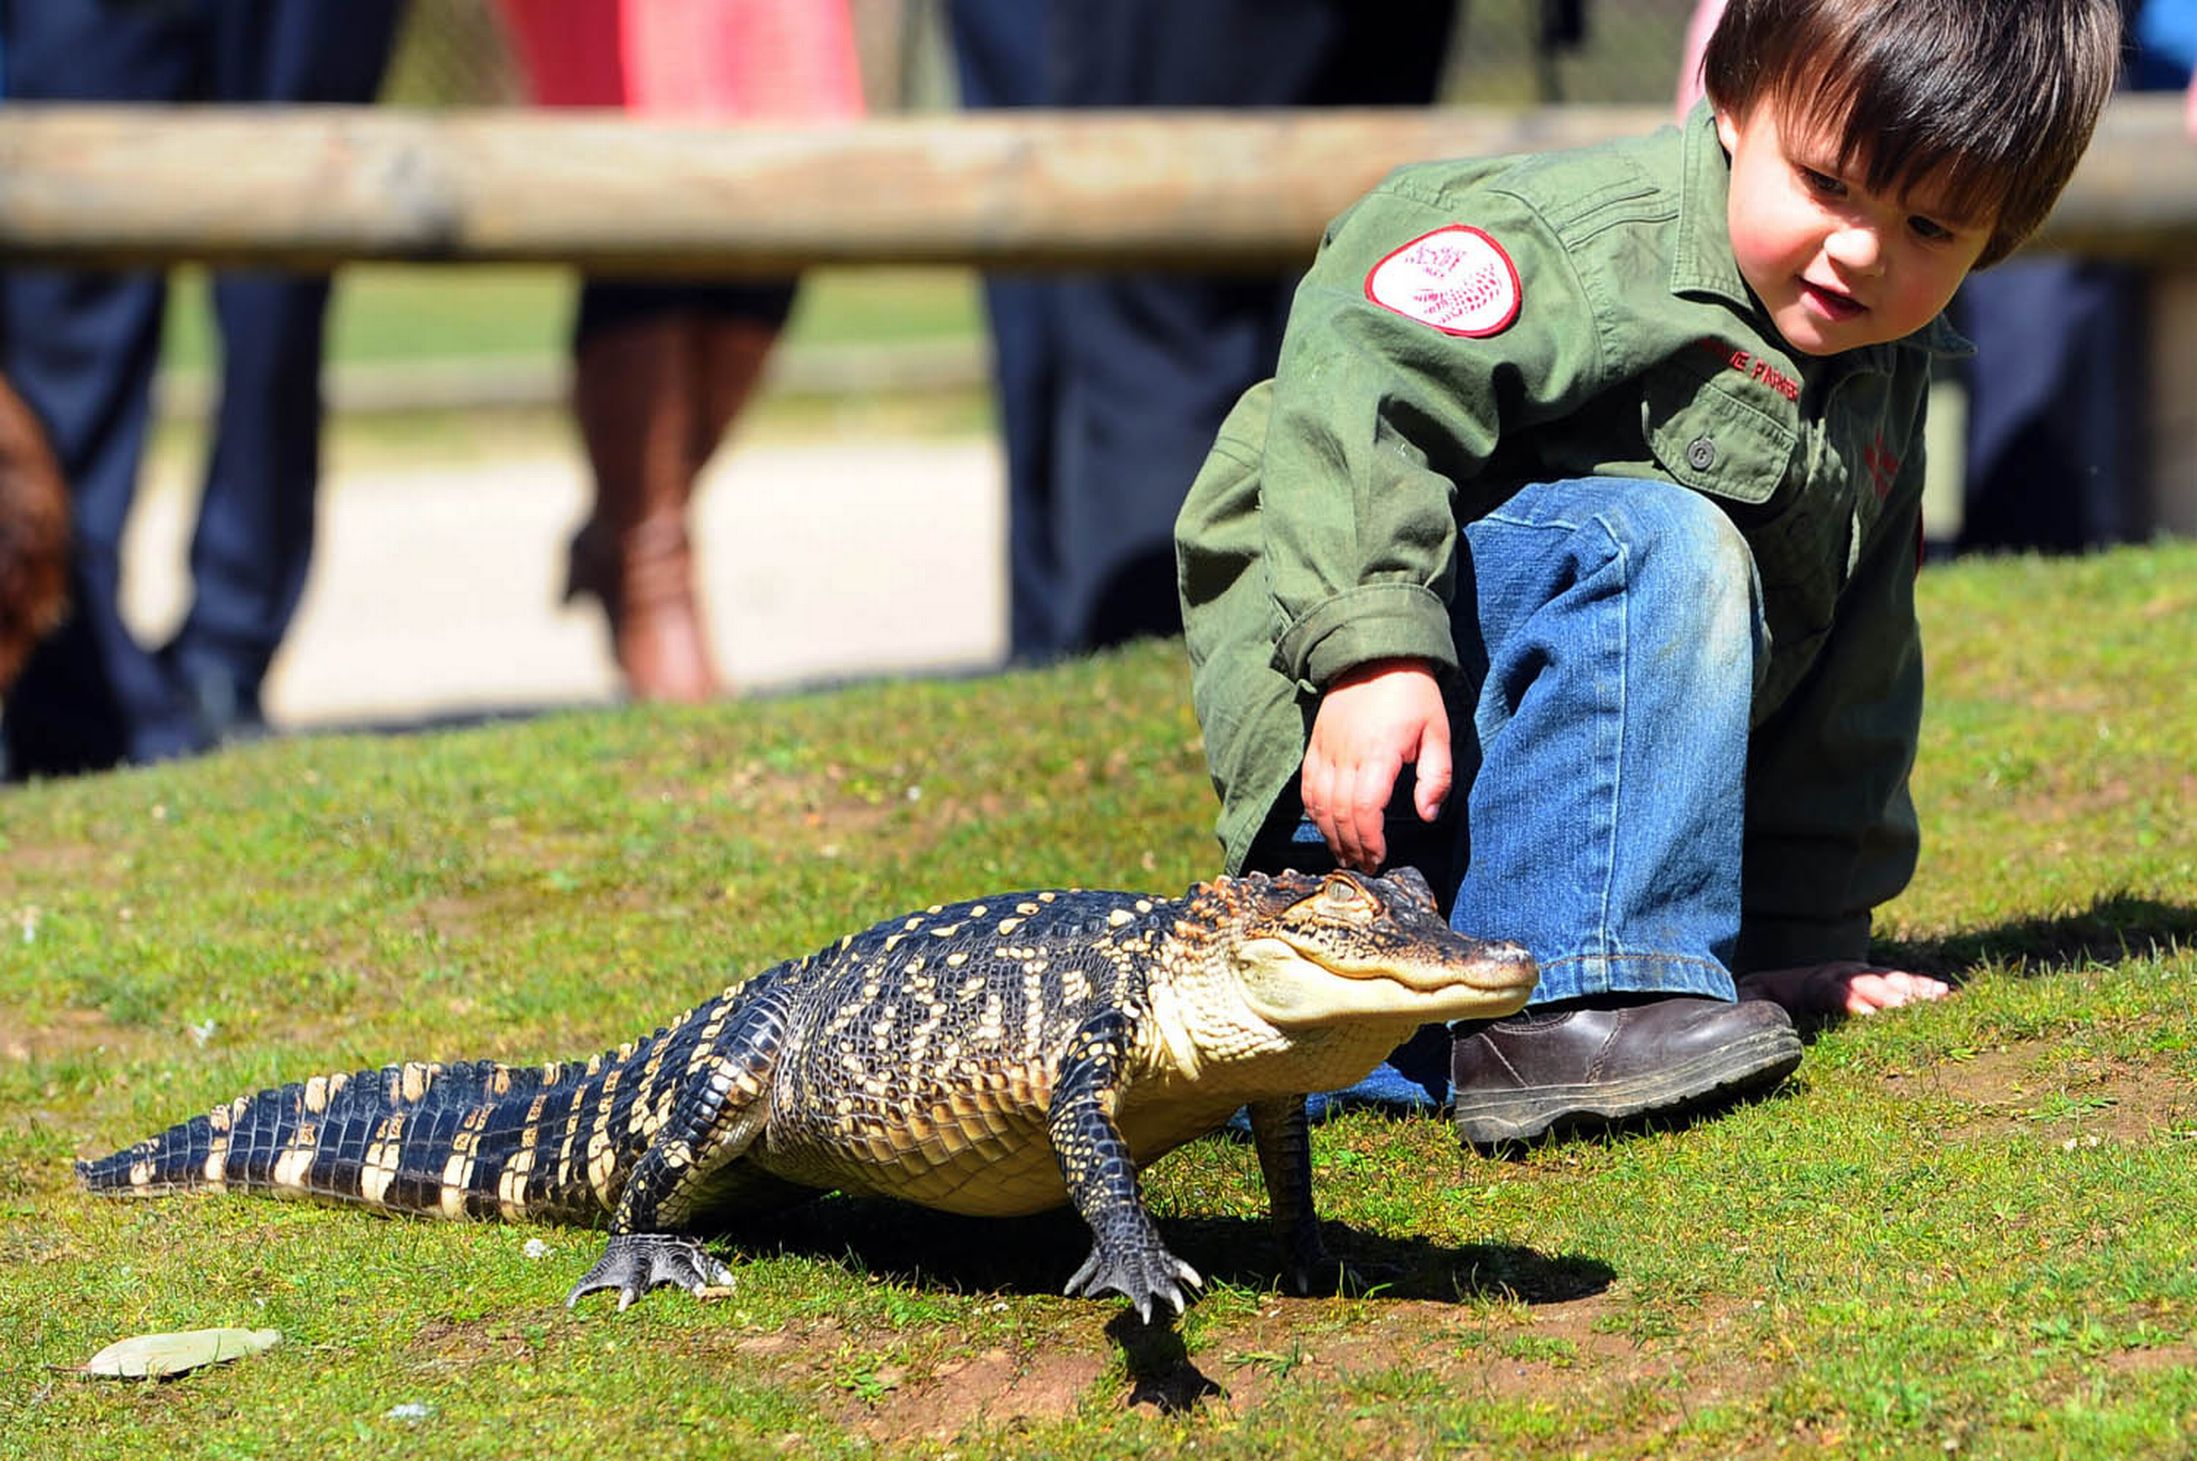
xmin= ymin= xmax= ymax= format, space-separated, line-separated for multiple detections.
xmin=1643 ymin=363 xmax=1844 ymax=610
xmin=1643 ymin=364 xmax=1795 ymax=507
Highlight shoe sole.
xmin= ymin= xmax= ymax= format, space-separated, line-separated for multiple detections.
xmin=1452 ymin=1024 xmax=1804 ymax=1147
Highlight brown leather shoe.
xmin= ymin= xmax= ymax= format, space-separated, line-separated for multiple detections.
xmin=1451 ymin=995 xmax=1802 ymax=1148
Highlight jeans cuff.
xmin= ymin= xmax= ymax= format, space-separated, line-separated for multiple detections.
xmin=1526 ymin=952 xmax=1736 ymax=1004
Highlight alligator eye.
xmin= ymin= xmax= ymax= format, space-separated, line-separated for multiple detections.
xmin=1318 ymin=875 xmax=1369 ymax=911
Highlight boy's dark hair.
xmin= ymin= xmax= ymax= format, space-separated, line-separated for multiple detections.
xmin=1702 ymin=0 xmax=2122 ymax=266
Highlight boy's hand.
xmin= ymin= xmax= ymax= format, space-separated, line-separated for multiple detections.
xmin=1737 ymin=962 xmax=1952 ymax=1018
xmin=1301 ymin=659 xmax=1450 ymax=872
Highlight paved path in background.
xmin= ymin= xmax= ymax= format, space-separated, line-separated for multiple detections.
xmin=124 ymin=437 xmax=1007 ymax=731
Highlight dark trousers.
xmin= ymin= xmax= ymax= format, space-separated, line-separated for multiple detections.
xmin=1950 ymin=9 xmax=2191 ymax=558
xmin=0 ymin=0 xmax=403 ymax=777
xmin=948 ymin=0 xmax=1460 ymax=661
xmin=1954 ymin=259 xmax=2150 ymax=554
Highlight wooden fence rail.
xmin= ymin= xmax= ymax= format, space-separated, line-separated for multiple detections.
xmin=0 ymin=98 xmax=2191 ymax=273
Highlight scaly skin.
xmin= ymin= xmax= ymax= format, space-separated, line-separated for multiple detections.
xmin=78 ymin=869 xmax=1536 ymax=1320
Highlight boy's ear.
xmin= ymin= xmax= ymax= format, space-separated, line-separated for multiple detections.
xmin=1713 ymin=104 xmax=1743 ymax=154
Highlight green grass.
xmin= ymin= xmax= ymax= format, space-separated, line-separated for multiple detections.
xmin=4 ymin=544 xmax=2197 ymax=1458
xmin=147 ymin=264 xmax=994 ymax=475
xmin=158 ymin=265 xmax=984 ymax=375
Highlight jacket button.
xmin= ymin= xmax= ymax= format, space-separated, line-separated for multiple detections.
xmin=1686 ymin=435 xmax=1717 ymax=471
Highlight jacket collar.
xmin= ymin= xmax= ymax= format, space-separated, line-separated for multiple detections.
xmin=1671 ymin=101 xmax=1753 ymax=312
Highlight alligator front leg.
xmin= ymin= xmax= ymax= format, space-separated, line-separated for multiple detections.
xmin=1048 ymin=1011 xmax=1202 ymax=1323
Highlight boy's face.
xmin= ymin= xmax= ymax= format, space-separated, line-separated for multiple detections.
xmin=1716 ymin=100 xmax=1992 ymax=357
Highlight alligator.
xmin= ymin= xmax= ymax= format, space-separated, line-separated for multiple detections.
xmin=78 ymin=868 xmax=1535 ymax=1321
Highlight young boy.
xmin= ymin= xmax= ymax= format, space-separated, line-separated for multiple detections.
xmin=1175 ymin=0 xmax=2122 ymax=1145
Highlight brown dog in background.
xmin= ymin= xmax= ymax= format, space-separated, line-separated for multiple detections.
xmin=0 ymin=373 xmax=68 ymax=693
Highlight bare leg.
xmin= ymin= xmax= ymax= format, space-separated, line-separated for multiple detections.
xmin=568 ymin=316 xmax=715 ymax=703
xmin=566 ymin=312 xmax=782 ymax=704
xmin=688 ymin=316 xmax=778 ymax=478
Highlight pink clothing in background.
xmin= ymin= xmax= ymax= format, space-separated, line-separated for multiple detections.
xmin=497 ymin=0 xmax=864 ymax=119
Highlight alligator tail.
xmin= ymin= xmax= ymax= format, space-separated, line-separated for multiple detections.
xmin=75 ymin=1055 xmax=623 ymax=1224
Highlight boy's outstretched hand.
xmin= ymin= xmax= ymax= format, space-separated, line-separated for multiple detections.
xmin=1302 ymin=659 xmax=1450 ymax=872
xmin=1738 ymin=962 xmax=1953 ymax=1018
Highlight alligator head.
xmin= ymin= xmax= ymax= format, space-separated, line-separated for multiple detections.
xmin=1139 ymin=868 xmax=1537 ymax=1087
xmin=1216 ymin=868 xmax=1537 ymax=1028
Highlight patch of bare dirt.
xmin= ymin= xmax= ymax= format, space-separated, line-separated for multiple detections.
xmin=1882 ymin=1042 xmax=2197 ymax=1143
xmin=2105 ymin=1339 xmax=2197 ymax=1377
xmin=644 ymin=759 xmax=912 ymax=860
xmin=825 ymin=1288 xmax=1780 ymax=1447
xmin=2138 ymin=588 xmax=2197 ymax=622
xmin=854 ymin=1343 xmax=1105 ymax=1443
xmin=410 ymin=881 xmax=578 ymax=943
xmin=2 ymin=1004 xmax=160 ymax=1067
xmin=4 ymin=840 xmax=106 ymax=884
xmin=406 ymin=1317 xmax=540 ymax=1370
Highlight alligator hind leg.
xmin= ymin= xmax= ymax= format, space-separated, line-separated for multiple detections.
xmin=1244 ymin=1095 xmax=1347 ymax=1294
xmin=563 ymin=1165 xmax=820 ymax=1309
xmin=566 ymin=986 xmax=794 ymax=1311
xmin=564 ymin=1070 xmax=771 ymax=1310
xmin=567 ymin=1233 xmax=736 ymax=1310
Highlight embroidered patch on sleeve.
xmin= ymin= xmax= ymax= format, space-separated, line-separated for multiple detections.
xmin=1363 ymin=225 xmax=1521 ymax=338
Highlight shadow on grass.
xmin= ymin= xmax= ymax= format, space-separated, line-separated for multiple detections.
xmin=1095 ymin=1232 xmax=1615 ymax=1413
xmin=1879 ymin=892 xmax=2197 ymax=981
xmin=727 ymin=1195 xmax=1611 ymax=1414
xmin=1104 ymin=1310 xmax=1224 ymax=1413
xmin=729 ymin=1197 xmax=1612 ymax=1311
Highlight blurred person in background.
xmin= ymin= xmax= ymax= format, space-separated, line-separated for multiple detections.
xmin=0 ymin=0 xmax=406 ymax=779
xmin=948 ymin=0 xmax=1465 ymax=664
xmin=495 ymin=0 xmax=864 ymax=704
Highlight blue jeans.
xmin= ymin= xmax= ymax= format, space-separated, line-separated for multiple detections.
xmin=1449 ymin=474 xmax=1764 ymax=1002
xmin=1271 ymin=477 xmax=1768 ymax=1112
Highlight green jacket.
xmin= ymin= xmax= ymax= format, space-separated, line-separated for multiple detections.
xmin=1175 ymin=105 xmax=1969 ymax=971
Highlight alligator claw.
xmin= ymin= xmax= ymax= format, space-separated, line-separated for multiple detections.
xmin=565 ymin=1233 xmax=735 ymax=1310
xmin=1064 ymin=1242 xmax=1204 ymax=1323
